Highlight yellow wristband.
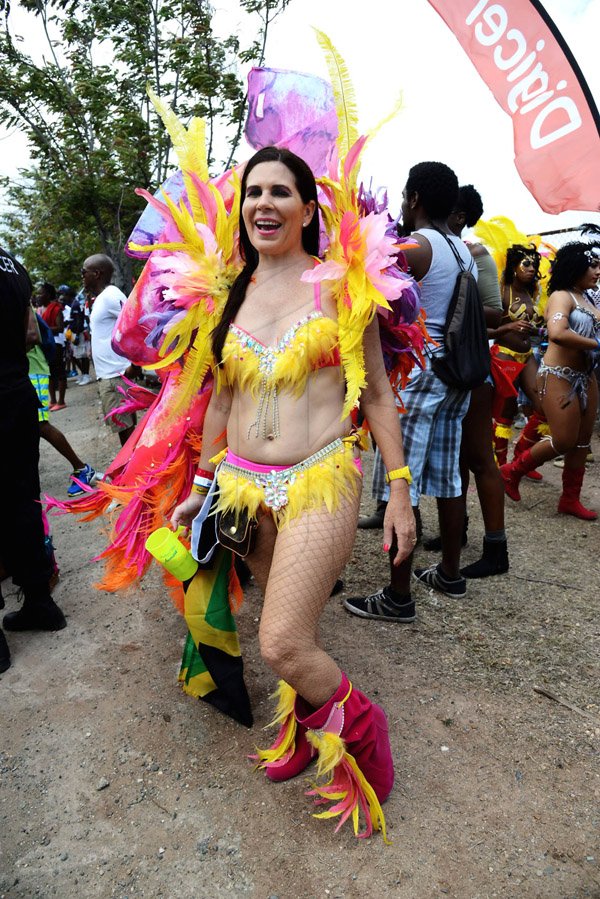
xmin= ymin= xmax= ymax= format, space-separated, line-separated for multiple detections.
xmin=191 ymin=484 xmax=209 ymax=496
xmin=385 ymin=466 xmax=412 ymax=485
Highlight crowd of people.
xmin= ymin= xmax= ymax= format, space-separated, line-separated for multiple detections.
xmin=2 ymin=147 xmax=599 ymax=840
xmin=0 ymin=249 xmax=142 ymax=672
xmin=30 ymin=279 xmax=96 ymax=495
xmin=22 ymin=257 xmax=143 ymax=503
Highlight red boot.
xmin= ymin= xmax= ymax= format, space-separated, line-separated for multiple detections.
xmin=297 ymin=673 xmax=393 ymax=840
xmin=500 ymin=449 xmax=539 ymax=502
xmin=252 ymin=681 xmax=315 ymax=782
xmin=557 ymin=467 xmax=598 ymax=520
xmin=513 ymin=413 xmax=547 ymax=481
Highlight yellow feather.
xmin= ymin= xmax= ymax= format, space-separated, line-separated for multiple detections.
xmin=313 ymin=29 xmax=359 ymax=158
xmin=147 ymin=85 xmax=210 ymax=226
xmin=367 ymin=91 xmax=404 ymax=142
xmin=267 ymin=681 xmax=296 ymax=727
xmin=306 ymin=730 xmax=346 ymax=774
xmin=252 ymin=681 xmax=297 ymax=766
xmin=169 ymin=322 xmax=216 ymax=417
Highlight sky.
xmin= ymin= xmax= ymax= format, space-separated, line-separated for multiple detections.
xmin=1 ymin=0 xmax=598 ymax=240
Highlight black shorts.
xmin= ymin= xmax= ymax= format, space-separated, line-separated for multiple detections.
xmin=48 ymin=344 xmax=66 ymax=382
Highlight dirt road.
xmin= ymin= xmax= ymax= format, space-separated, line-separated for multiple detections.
xmin=1 ymin=381 xmax=599 ymax=898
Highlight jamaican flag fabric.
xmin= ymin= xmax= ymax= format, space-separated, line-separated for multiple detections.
xmin=179 ymin=547 xmax=253 ymax=727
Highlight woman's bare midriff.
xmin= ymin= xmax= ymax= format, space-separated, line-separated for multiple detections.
xmin=541 ymin=344 xmax=592 ymax=372
xmin=226 ymin=366 xmax=351 ymax=465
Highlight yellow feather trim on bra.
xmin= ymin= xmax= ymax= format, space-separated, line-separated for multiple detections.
xmin=219 ymin=315 xmax=339 ymax=398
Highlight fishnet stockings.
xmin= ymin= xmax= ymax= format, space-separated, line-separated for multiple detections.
xmin=246 ymin=490 xmax=361 ymax=708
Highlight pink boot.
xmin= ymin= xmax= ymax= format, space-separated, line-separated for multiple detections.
xmin=557 ymin=467 xmax=598 ymax=520
xmin=297 ymin=673 xmax=394 ymax=840
xmin=252 ymin=681 xmax=315 ymax=782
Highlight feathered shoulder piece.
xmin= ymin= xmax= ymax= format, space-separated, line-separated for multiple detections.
xmin=127 ymin=88 xmax=242 ymax=417
xmin=302 ymin=32 xmax=411 ymax=419
xmin=473 ymin=215 xmax=556 ymax=315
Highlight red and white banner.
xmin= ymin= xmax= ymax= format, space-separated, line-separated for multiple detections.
xmin=427 ymin=0 xmax=600 ymax=214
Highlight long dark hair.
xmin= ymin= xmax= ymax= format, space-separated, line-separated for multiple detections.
xmin=212 ymin=146 xmax=320 ymax=363
xmin=548 ymin=241 xmax=600 ymax=294
xmin=503 ymin=244 xmax=541 ymax=296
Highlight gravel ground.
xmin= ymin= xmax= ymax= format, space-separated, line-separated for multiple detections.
xmin=1 ymin=380 xmax=599 ymax=899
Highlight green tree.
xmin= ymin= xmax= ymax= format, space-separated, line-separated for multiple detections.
xmin=0 ymin=0 xmax=291 ymax=288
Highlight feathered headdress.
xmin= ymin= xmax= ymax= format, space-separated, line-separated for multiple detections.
xmin=473 ymin=215 xmax=556 ymax=315
xmin=301 ymin=31 xmax=413 ymax=418
xmin=128 ymin=87 xmax=242 ymax=418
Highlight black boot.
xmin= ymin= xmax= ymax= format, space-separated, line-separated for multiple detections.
xmin=461 ymin=537 xmax=509 ymax=579
xmin=358 ymin=500 xmax=387 ymax=530
xmin=3 ymin=595 xmax=66 ymax=632
xmin=0 ymin=628 xmax=10 ymax=673
xmin=424 ymin=515 xmax=468 ymax=552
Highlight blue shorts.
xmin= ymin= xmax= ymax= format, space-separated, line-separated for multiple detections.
xmin=373 ymin=357 xmax=470 ymax=505
xmin=29 ymin=373 xmax=50 ymax=423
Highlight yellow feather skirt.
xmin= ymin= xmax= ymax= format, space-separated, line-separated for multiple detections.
xmin=213 ymin=436 xmax=362 ymax=529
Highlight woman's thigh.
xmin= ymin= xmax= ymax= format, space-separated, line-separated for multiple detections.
xmin=519 ymin=356 xmax=542 ymax=411
xmin=539 ymin=373 xmax=582 ymax=449
xmin=245 ymin=511 xmax=278 ymax=593
xmin=259 ymin=490 xmax=361 ymax=645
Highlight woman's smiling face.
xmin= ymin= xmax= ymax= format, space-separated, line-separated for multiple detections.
xmin=242 ymin=161 xmax=315 ymax=256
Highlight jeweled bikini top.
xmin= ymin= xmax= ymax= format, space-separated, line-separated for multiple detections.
xmin=216 ymin=282 xmax=340 ymax=440
xmin=568 ymin=292 xmax=600 ymax=340
xmin=218 ymin=282 xmax=340 ymax=399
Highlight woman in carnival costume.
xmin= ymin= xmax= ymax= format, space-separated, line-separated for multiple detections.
xmin=170 ymin=142 xmax=416 ymax=841
xmin=500 ymin=242 xmax=600 ymax=519
xmin=50 ymin=43 xmax=426 ymax=839
xmin=472 ymin=217 xmax=556 ymax=476
xmin=488 ymin=243 xmax=546 ymax=466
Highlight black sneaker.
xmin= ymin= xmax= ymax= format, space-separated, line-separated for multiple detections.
xmin=413 ymin=563 xmax=466 ymax=599
xmin=343 ymin=587 xmax=415 ymax=622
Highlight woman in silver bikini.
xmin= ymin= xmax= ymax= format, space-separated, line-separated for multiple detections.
xmin=500 ymin=241 xmax=600 ymax=519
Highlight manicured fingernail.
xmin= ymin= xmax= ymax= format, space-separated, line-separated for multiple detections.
xmin=383 ymin=544 xmax=390 ymax=553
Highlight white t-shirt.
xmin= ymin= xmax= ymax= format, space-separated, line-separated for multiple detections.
xmin=89 ymin=284 xmax=128 ymax=379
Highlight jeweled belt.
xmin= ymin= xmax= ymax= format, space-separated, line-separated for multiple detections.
xmin=219 ymin=437 xmax=349 ymax=512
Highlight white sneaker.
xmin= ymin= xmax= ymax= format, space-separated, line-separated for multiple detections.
xmin=78 ymin=374 xmax=92 ymax=386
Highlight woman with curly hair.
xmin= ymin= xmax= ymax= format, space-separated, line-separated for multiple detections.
xmin=500 ymin=242 xmax=600 ymax=519
xmin=489 ymin=244 xmax=545 ymax=466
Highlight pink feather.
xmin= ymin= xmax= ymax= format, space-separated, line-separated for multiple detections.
xmin=343 ymin=136 xmax=368 ymax=183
